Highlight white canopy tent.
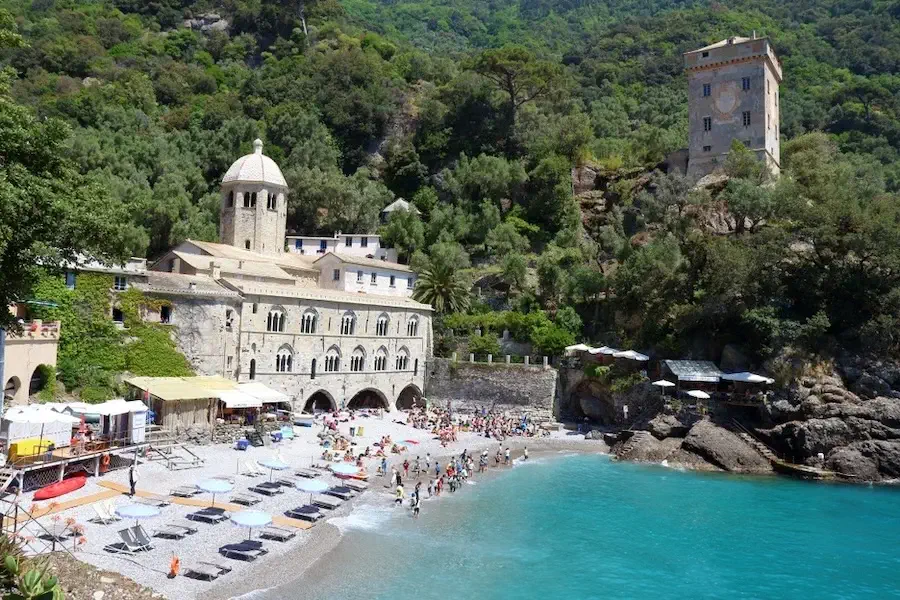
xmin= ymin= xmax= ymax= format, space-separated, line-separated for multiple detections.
xmin=1 ymin=406 xmax=80 ymax=449
xmin=564 ymin=343 xmax=593 ymax=355
xmin=589 ymin=346 xmax=619 ymax=355
xmin=216 ymin=390 xmax=263 ymax=409
xmin=237 ymin=382 xmax=291 ymax=405
xmin=686 ymin=390 xmax=711 ymax=399
xmin=613 ymin=350 xmax=650 ymax=361
xmin=721 ymin=372 xmax=775 ymax=384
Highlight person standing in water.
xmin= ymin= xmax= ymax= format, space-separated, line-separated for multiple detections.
xmin=524 ymin=446 xmax=529 ymax=461
xmin=504 ymin=447 xmax=511 ymax=465
xmin=395 ymin=484 xmax=405 ymax=506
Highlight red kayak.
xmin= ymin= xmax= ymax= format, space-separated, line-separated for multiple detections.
xmin=34 ymin=474 xmax=87 ymax=500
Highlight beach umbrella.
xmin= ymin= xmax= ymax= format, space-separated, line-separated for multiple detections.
xmin=686 ymin=390 xmax=711 ymax=399
xmin=651 ymin=380 xmax=675 ymax=397
xmin=721 ymin=372 xmax=774 ymax=384
xmin=230 ymin=510 xmax=272 ymax=541
xmin=295 ymin=479 xmax=330 ymax=504
xmin=330 ymin=463 xmax=360 ymax=477
xmin=258 ymin=458 xmax=290 ymax=482
xmin=197 ymin=479 xmax=233 ymax=507
xmin=115 ymin=503 xmax=160 ymax=527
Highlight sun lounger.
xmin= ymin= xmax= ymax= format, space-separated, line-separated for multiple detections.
xmin=41 ymin=522 xmax=71 ymax=542
xmin=294 ymin=468 xmax=318 ymax=478
xmin=343 ymin=480 xmax=368 ymax=492
xmin=104 ymin=528 xmax=152 ymax=554
xmin=249 ymin=482 xmax=284 ymax=496
xmin=136 ymin=494 xmax=171 ymax=507
xmin=212 ymin=475 xmax=236 ymax=484
xmin=131 ymin=525 xmax=155 ymax=549
xmin=325 ymin=486 xmax=354 ymax=501
xmin=242 ymin=461 xmax=266 ymax=477
xmin=166 ymin=520 xmax=199 ymax=534
xmin=170 ymin=485 xmax=198 ymax=498
xmin=276 ymin=475 xmax=300 ymax=487
xmin=260 ymin=525 xmax=296 ymax=541
xmin=186 ymin=507 xmax=229 ymax=524
xmin=184 ymin=563 xmax=222 ymax=581
xmin=312 ymin=494 xmax=342 ymax=510
xmin=285 ymin=505 xmax=323 ymax=522
xmin=92 ymin=503 xmax=120 ymax=524
xmin=230 ymin=492 xmax=261 ymax=506
xmin=154 ymin=524 xmax=188 ymax=539
xmin=199 ymin=561 xmax=232 ymax=574
xmin=219 ymin=541 xmax=268 ymax=562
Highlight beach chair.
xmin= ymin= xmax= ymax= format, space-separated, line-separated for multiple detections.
xmin=249 ymin=482 xmax=283 ymax=496
xmin=212 ymin=474 xmax=236 ymax=484
xmin=294 ymin=468 xmax=318 ymax=479
xmin=186 ymin=507 xmax=229 ymax=524
xmin=166 ymin=520 xmax=199 ymax=535
xmin=154 ymin=524 xmax=187 ymax=540
xmin=343 ymin=480 xmax=368 ymax=493
xmin=280 ymin=426 xmax=295 ymax=440
xmin=242 ymin=460 xmax=265 ymax=477
xmin=260 ymin=525 xmax=296 ymax=541
xmin=199 ymin=561 xmax=232 ymax=574
xmin=275 ymin=475 xmax=300 ymax=487
xmin=230 ymin=492 xmax=261 ymax=506
xmin=312 ymin=494 xmax=342 ymax=510
xmin=285 ymin=505 xmax=323 ymax=522
xmin=104 ymin=528 xmax=152 ymax=554
xmin=41 ymin=521 xmax=70 ymax=542
xmin=219 ymin=541 xmax=267 ymax=562
xmin=170 ymin=485 xmax=198 ymax=498
xmin=92 ymin=503 xmax=119 ymax=524
xmin=325 ymin=486 xmax=354 ymax=501
xmin=131 ymin=525 xmax=155 ymax=550
xmin=184 ymin=563 xmax=222 ymax=581
xmin=136 ymin=493 xmax=171 ymax=508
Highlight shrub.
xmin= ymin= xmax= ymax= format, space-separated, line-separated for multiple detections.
xmin=467 ymin=334 xmax=500 ymax=357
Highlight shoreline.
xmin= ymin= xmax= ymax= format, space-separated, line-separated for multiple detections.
xmin=204 ymin=435 xmax=608 ymax=600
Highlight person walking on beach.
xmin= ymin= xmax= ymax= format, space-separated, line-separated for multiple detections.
xmin=381 ymin=457 xmax=388 ymax=477
xmin=128 ymin=463 xmax=138 ymax=497
xmin=403 ymin=459 xmax=410 ymax=479
xmin=390 ymin=467 xmax=398 ymax=487
xmin=425 ymin=452 xmax=431 ymax=471
xmin=395 ymin=484 xmax=405 ymax=506
xmin=396 ymin=470 xmax=403 ymax=488
xmin=504 ymin=447 xmax=511 ymax=465
xmin=495 ymin=448 xmax=502 ymax=466
xmin=427 ymin=479 xmax=434 ymax=497
xmin=413 ymin=456 xmax=421 ymax=476
xmin=412 ymin=493 xmax=420 ymax=518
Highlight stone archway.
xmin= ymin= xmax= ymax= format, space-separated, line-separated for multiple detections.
xmin=347 ymin=388 xmax=389 ymax=411
xmin=4 ymin=377 xmax=20 ymax=404
xmin=29 ymin=365 xmax=51 ymax=397
xmin=396 ymin=384 xmax=425 ymax=410
xmin=304 ymin=390 xmax=336 ymax=413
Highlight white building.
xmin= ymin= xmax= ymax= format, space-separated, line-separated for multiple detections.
xmin=285 ymin=233 xmax=398 ymax=262
xmin=72 ymin=140 xmax=432 ymax=415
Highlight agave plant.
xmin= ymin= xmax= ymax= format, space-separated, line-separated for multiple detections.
xmin=2 ymin=554 xmax=63 ymax=600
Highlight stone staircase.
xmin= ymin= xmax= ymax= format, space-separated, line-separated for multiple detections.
xmin=729 ymin=419 xmax=778 ymax=464
xmin=616 ymin=430 xmax=653 ymax=459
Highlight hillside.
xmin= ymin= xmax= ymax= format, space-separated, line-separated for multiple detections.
xmin=1 ymin=0 xmax=899 ymax=383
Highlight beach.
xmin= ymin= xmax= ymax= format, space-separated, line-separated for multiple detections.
xmin=20 ymin=411 xmax=602 ymax=600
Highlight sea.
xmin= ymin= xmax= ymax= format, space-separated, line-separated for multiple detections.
xmin=257 ymin=453 xmax=900 ymax=599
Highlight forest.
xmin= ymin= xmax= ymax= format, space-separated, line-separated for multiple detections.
xmin=1 ymin=0 xmax=899 ymax=391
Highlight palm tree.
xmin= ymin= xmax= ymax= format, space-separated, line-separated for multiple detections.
xmin=412 ymin=263 xmax=471 ymax=314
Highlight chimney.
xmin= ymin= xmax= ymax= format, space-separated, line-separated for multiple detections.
xmin=210 ymin=260 xmax=221 ymax=279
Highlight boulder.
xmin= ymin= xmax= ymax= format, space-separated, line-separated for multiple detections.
xmin=850 ymin=373 xmax=893 ymax=399
xmin=681 ymin=420 xmax=772 ymax=473
xmin=827 ymin=440 xmax=900 ymax=480
xmin=825 ymin=446 xmax=880 ymax=480
xmin=615 ymin=432 xmax=681 ymax=463
xmin=647 ymin=414 xmax=688 ymax=440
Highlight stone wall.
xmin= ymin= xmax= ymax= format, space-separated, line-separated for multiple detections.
xmin=425 ymin=358 xmax=559 ymax=421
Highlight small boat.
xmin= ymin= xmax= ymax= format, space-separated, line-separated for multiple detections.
xmin=34 ymin=474 xmax=87 ymax=500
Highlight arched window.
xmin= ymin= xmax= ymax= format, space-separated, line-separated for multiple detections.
xmin=324 ymin=347 xmax=341 ymax=372
xmin=245 ymin=240 xmax=251 ymax=250
xmin=340 ymin=311 xmax=356 ymax=335
xmin=300 ymin=309 xmax=318 ymax=334
xmin=375 ymin=313 xmax=389 ymax=336
xmin=374 ymin=347 xmax=387 ymax=371
xmin=276 ymin=345 xmax=293 ymax=373
xmin=227 ymin=190 xmax=234 ymax=208
xmin=407 ymin=316 xmax=419 ymax=337
xmin=267 ymin=193 xmax=277 ymax=210
xmin=250 ymin=192 xmax=257 ymax=207
xmin=252 ymin=303 xmax=258 ymax=314
xmin=395 ymin=347 xmax=410 ymax=371
xmin=267 ymin=309 xmax=285 ymax=332
xmin=350 ymin=346 xmax=366 ymax=372
xmin=414 ymin=358 xmax=418 ymax=376
xmin=243 ymin=192 xmax=251 ymax=208
xmin=310 ymin=358 xmax=317 ymax=380
xmin=249 ymin=359 xmax=256 ymax=380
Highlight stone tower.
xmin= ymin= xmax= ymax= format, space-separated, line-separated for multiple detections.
xmin=684 ymin=35 xmax=782 ymax=179
xmin=219 ymin=139 xmax=289 ymax=255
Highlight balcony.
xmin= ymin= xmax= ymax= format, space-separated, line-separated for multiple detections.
xmin=6 ymin=320 xmax=61 ymax=341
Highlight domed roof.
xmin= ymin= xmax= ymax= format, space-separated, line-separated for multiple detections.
xmin=222 ymin=139 xmax=287 ymax=188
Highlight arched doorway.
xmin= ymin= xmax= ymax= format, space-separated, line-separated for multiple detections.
xmin=304 ymin=390 xmax=336 ymax=413
xmin=347 ymin=388 xmax=389 ymax=410
xmin=29 ymin=366 xmax=50 ymax=397
xmin=396 ymin=384 xmax=425 ymax=410
xmin=4 ymin=377 xmax=20 ymax=404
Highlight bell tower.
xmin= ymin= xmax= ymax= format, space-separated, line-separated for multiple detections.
xmin=220 ymin=139 xmax=289 ymax=255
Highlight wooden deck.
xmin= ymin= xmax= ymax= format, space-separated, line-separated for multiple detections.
xmin=23 ymin=489 xmax=122 ymax=521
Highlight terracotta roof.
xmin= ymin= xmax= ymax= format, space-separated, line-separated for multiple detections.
xmin=181 ymin=240 xmax=319 ymax=274
xmin=222 ymin=139 xmax=287 ymax=188
xmin=313 ymin=252 xmax=412 ymax=273
xmin=221 ymin=277 xmax=431 ymax=311
xmin=132 ymin=272 xmax=240 ymax=298
xmin=173 ymin=251 xmax=295 ymax=281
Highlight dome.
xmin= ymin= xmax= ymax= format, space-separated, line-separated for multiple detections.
xmin=222 ymin=139 xmax=287 ymax=188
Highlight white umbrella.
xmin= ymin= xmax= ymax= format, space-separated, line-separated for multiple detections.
xmin=197 ymin=479 xmax=233 ymax=507
xmin=651 ymin=380 xmax=675 ymax=388
xmin=230 ymin=510 xmax=272 ymax=541
xmin=564 ymin=343 xmax=592 ymax=353
xmin=295 ymin=479 xmax=330 ymax=504
xmin=686 ymin=390 xmax=710 ymax=399
xmin=721 ymin=372 xmax=774 ymax=384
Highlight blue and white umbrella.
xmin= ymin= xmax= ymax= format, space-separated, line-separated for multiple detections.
xmin=197 ymin=479 xmax=233 ymax=506
xmin=295 ymin=479 xmax=329 ymax=504
xmin=330 ymin=463 xmax=360 ymax=477
xmin=230 ymin=510 xmax=272 ymax=540
xmin=258 ymin=458 xmax=290 ymax=482
xmin=115 ymin=503 xmax=160 ymax=526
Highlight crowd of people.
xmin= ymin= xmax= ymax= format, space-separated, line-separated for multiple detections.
xmin=406 ymin=405 xmax=549 ymax=443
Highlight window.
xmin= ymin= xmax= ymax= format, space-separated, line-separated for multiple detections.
xmin=310 ymin=358 xmax=316 ymax=379
xmin=370 ymin=273 xmax=377 ymax=285
xmin=168 ymin=259 xmax=176 ymax=273
xmin=252 ymin=303 xmax=258 ymax=314
xmin=350 ymin=347 xmax=365 ymax=372
xmin=161 ymin=305 xmax=171 ymax=324
xmin=407 ymin=277 xmax=414 ymax=289
xmin=276 ymin=346 xmax=293 ymax=372
xmin=389 ymin=275 xmax=396 ymax=287
xmin=340 ymin=312 xmax=356 ymax=335
xmin=703 ymin=116 xmax=712 ymax=132
xmin=319 ymin=240 xmax=327 ymax=254
xmin=267 ymin=310 xmax=285 ymax=332
xmin=113 ymin=276 xmax=127 ymax=291
xmin=243 ymin=192 xmax=251 ymax=208
xmin=361 ymin=237 xmax=368 ymax=248
xmin=227 ymin=355 xmax=233 ymax=370
xmin=395 ymin=348 xmax=409 ymax=371
xmin=701 ymin=51 xmax=709 ymax=58
xmin=374 ymin=347 xmax=387 ymax=371
xmin=245 ymin=240 xmax=251 ymax=250
xmin=225 ymin=309 xmax=233 ymax=331
xmin=250 ymin=192 xmax=257 ymax=207
xmin=346 ymin=237 xmax=353 ymax=247
xmin=300 ymin=309 xmax=318 ymax=334
xmin=767 ymin=80 xmax=770 ymax=95
xmin=267 ymin=193 xmax=276 ymax=210
xmin=407 ymin=316 xmax=419 ymax=337
xmin=324 ymin=347 xmax=341 ymax=372
xmin=333 ymin=269 xmax=341 ymax=282
xmin=65 ymin=271 xmax=76 ymax=289
xmin=742 ymin=77 xmax=750 ymax=91
xmin=112 ymin=308 xmax=123 ymax=323
xmin=702 ymin=83 xmax=711 ymax=97
xmin=295 ymin=239 xmax=302 ymax=250
xmin=703 ymin=145 xmax=712 ymax=152
xmin=227 ymin=191 xmax=234 ymax=208
xmin=742 ymin=111 xmax=751 ymax=127
xmin=375 ymin=314 xmax=389 ymax=336
xmin=357 ymin=270 xmax=363 ymax=283
xmin=249 ymin=359 xmax=256 ymax=380
xmin=414 ymin=358 xmax=418 ymax=376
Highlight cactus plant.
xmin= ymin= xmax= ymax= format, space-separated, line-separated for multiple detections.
xmin=1 ymin=554 xmax=63 ymax=600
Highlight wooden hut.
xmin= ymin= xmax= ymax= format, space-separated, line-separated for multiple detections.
xmin=124 ymin=376 xmax=229 ymax=432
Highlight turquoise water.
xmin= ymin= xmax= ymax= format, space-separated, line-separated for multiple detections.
xmin=272 ymin=454 xmax=900 ymax=599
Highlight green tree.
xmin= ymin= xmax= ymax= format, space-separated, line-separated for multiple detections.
xmin=486 ymin=221 xmax=529 ymax=256
xmin=413 ymin=262 xmax=471 ymax=314
xmin=500 ymin=252 xmax=529 ymax=293
xmin=379 ymin=208 xmax=424 ymax=262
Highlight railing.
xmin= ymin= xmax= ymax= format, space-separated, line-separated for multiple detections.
xmin=730 ymin=418 xmax=784 ymax=461
xmin=6 ymin=320 xmax=61 ymax=341
xmin=8 ymin=434 xmax=145 ymax=470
